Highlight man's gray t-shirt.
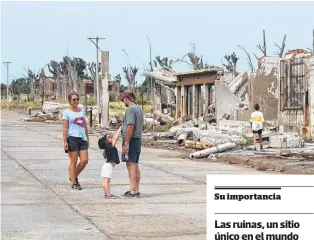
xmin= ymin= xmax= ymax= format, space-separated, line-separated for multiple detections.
xmin=122 ymin=104 xmax=144 ymax=139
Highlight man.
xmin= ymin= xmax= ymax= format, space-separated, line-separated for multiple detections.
xmin=121 ymin=90 xmax=144 ymax=198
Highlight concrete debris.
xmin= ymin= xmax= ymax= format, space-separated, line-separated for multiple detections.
xmin=269 ymin=135 xmax=305 ymax=148
xmin=42 ymin=101 xmax=70 ymax=114
xmin=154 ymin=132 xmax=176 ymax=139
xmin=199 ymin=134 xmax=231 ymax=145
xmin=178 ymin=134 xmax=187 ymax=146
xmin=189 ymin=142 xmax=237 ymax=159
xmin=172 ymin=116 xmax=193 ymax=126
xmin=184 ymin=140 xmax=212 ymax=150
xmin=302 ymin=152 xmax=314 ymax=160
xmin=280 ymin=150 xmax=292 ymax=157
xmin=220 ymin=113 xmax=230 ymax=120
xmin=153 ymin=110 xmax=174 ymax=125
xmin=24 ymin=113 xmax=56 ymax=122
xmin=144 ymin=118 xmax=160 ymax=127
xmin=203 ymin=113 xmax=217 ymax=123
xmin=218 ymin=120 xmax=252 ymax=136
xmin=143 ymin=110 xmax=175 ymax=127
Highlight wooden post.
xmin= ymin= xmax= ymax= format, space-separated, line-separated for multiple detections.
xmin=84 ymin=83 xmax=87 ymax=115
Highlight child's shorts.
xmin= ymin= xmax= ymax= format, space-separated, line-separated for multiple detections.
xmin=252 ymin=129 xmax=263 ymax=135
xmin=101 ymin=163 xmax=114 ymax=178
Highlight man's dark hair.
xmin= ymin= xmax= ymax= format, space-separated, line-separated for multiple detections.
xmin=254 ymin=104 xmax=260 ymax=111
xmin=121 ymin=90 xmax=136 ymax=102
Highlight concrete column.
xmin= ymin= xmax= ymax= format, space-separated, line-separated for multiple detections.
xmin=193 ymin=84 xmax=197 ymax=119
xmin=211 ymin=84 xmax=215 ymax=105
xmin=182 ymin=86 xmax=186 ymax=116
xmin=176 ymin=86 xmax=181 ymax=119
xmin=101 ymin=51 xmax=109 ymax=128
xmin=204 ymin=83 xmax=209 ymax=115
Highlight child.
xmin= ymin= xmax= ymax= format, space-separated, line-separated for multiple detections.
xmin=250 ymin=104 xmax=264 ymax=151
xmin=98 ymin=126 xmax=122 ymax=199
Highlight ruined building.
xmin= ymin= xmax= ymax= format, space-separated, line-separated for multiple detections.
xmin=238 ymin=50 xmax=314 ymax=141
xmin=146 ymin=68 xmax=177 ymax=114
xmin=175 ymin=68 xmax=223 ymax=119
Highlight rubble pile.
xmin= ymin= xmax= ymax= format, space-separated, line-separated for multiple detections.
xmin=143 ymin=111 xmax=175 ymax=128
xmin=269 ymin=135 xmax=305 ymax=148
xmin=24 ymin=112 xmax=58 ymax=122
xmin=153 ymin=115 xmax=248 ymax=157
xmin=23 ymin=101 xmax=98 ymax=123
xmin=152 ymin=113 xmax=309 ymax=160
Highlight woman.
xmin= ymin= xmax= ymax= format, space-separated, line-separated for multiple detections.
xmin=62 ymin=92 xmax=89 ymax=190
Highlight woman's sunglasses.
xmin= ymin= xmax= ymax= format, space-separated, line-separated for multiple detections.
xmin=72 ymin=98 xmax=79 ymax=102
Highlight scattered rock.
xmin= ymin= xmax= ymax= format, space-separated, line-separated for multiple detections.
xmin=280 ymin=150 xmax=292 ymax=157
xmin=302 ymin=152 xmax=314 ymax=160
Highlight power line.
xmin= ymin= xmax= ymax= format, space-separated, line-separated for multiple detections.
xmin=87 ymin=37 xmax=106 ymax=125
xmin=3 ymin=61 xmax=12 ymax=109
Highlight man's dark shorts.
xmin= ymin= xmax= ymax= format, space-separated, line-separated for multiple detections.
xmin=122 ymin=138 xmax=141 ymax=163
xmin=253 ymin=129 xmax=263 ymax=135
xmin=67 ymin=136 xmax=89 ymax=152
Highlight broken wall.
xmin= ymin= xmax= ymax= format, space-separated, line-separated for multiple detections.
xmin=248 ymin=57 xmax=280 ymax=126
xmin=278 ymin=53 xmax=313 ymax=140
xmin=215 ymin=80 xmax=240 ymax=120
xmin=241 ymin=54 xmax=314 ymax=141
xmin=305 ymin=55 xmax=314 ymax=140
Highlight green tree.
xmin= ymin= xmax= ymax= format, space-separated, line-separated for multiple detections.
xmin=1 ymin=83 xmax=7 ymax=98
xmin=10 ymin=78 xmax=30 ymax=96
xmin=119 ymin=84 xmax=127 ymax=93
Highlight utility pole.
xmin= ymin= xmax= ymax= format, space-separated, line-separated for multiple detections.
xmin=87 ymin=36 xmax=106 ymax=125
xmin=3 ymin=61 xmax=12 ymax=109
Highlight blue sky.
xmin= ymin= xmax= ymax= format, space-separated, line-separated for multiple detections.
xmin=1 ymin=1 xmax=314 ymax=86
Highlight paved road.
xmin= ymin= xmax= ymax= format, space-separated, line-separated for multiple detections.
xmin=1 ymin=110 xmax=270 ymax=240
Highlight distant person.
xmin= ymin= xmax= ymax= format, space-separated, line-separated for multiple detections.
xmin=98 ymin=127 xmax=122 ymax=199
xmin=250 ymin=103 xmax=264 ymax=151
xmin=121 ymin=90 xmax=144 ymax=198
xmin=62 ymin=92 xmax=89 ymax=190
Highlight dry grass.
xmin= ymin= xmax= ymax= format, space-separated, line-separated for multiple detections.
xmin=1 ymin=98 xmax=153 ymax=119
xmin=109 ymin=100 xmax=153 ymax=118
xmin=0 ymin=100 xmax=42 ymax=110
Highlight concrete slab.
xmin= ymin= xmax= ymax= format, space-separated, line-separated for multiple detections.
xmin=1 ymin=205 xmax=107 ymax=240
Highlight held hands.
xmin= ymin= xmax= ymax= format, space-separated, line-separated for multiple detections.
xmin=122 ymin=144 xmax=129 ymax=154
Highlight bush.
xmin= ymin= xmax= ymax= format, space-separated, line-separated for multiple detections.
xmin=87 ymin=98 xmax=96 ymax=106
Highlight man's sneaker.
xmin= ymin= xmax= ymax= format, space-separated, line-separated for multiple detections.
xmin=124 ymin=191 xmax=140 ymax=197
xmin=260 ymin=144 xmax=263 ymax=150
xmin=104 ymin=194 xmax=116 ymax=199
xmin=123 ymin=191 xmax=140 ymax=198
